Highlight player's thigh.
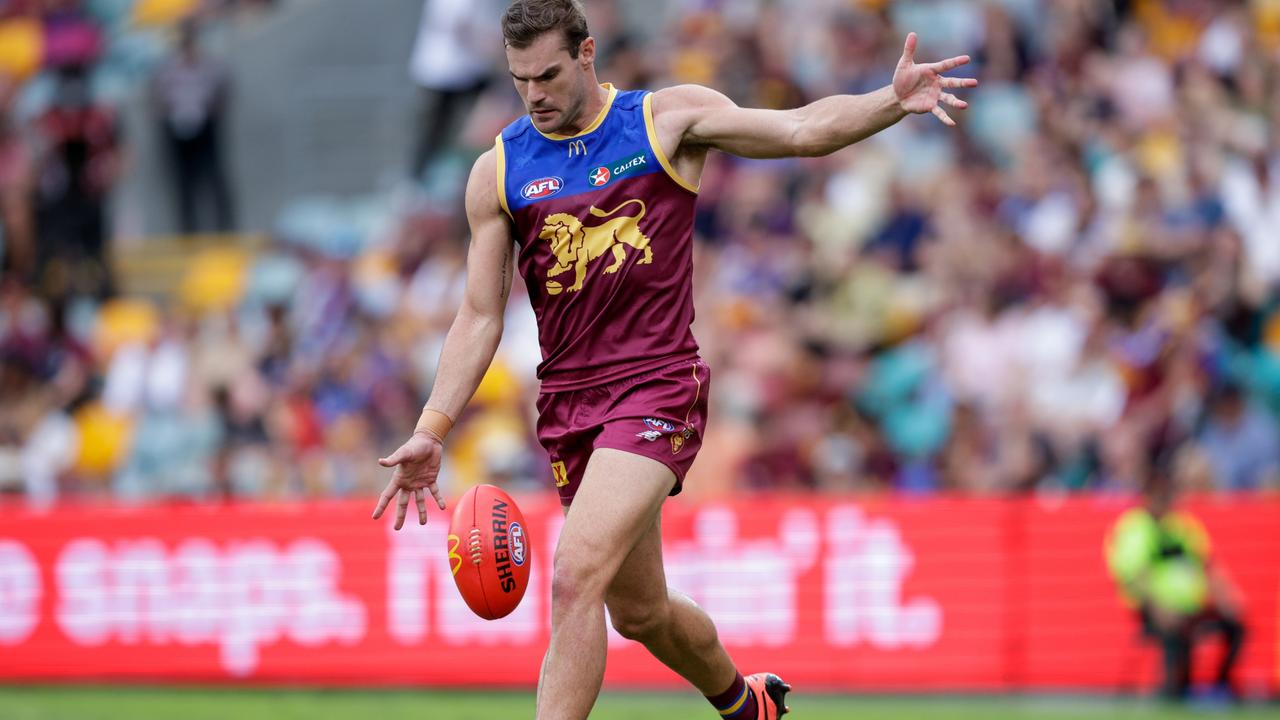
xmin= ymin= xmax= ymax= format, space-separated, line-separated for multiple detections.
xmin=552 ymin=448 xmax=676 ymax=596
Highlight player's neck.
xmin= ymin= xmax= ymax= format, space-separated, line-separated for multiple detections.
xmin=559 ymin=80 xmax=611 ymax=136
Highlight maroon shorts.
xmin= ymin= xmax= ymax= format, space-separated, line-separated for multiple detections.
xmin=535 ymin=358 xmax=710 ymax=506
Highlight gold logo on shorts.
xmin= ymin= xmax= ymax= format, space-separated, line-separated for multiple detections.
xmin=671 ymin=427 xmax=694 ymax=455
xmin=551 ymin=460 xmax=569 ymax=487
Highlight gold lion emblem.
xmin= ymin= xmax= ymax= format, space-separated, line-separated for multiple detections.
xmin=540 ymin=199 xmax=653 ymax=295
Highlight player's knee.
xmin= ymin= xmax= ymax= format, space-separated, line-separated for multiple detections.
xmin=608 ymin=599 xmax=669 ymax=642
xmin=549 ymin=554 xmax=608 ymax=609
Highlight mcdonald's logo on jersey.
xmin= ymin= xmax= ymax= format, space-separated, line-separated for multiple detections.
xmin=568 ymin=140 xmax=587 ymax=158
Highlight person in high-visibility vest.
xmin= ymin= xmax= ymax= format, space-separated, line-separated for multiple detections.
xmin=1105 ymin=477 xmax=1246 ymax=700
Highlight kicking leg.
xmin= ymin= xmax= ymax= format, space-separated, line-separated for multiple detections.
xmin=604 ymin=514 xmax=735 ymax=693
xmin=605 ymin=516 xmax=791 ymax=717
xmin=534 ymin=448 xmax=675 ymax=720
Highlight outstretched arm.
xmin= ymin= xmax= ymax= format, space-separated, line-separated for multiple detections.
xmin=373 ymin=148 xmax=515 ymax=529
xmin=656 ymin=33 xmax=976 ymax=159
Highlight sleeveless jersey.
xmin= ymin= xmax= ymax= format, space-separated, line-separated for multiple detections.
xmin=496 ymin=84 xmax=700 ymax=392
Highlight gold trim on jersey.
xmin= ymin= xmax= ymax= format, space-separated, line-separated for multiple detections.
xmin=494 ymin=134 xmax=512 ymax=220
xmin=535 ymin=83 xmax=618 ymax=141
xmin=642 ymin=92 xmax=699 ymax=194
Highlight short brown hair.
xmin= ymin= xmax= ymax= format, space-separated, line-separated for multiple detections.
xmin=501 ymin=0 xmax=590 ymax=58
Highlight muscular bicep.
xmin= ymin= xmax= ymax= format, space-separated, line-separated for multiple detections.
xmin=461 ymin=149 xmax=516 ymax=320
xmin=657 ymin=85 xmax=806 ymax=160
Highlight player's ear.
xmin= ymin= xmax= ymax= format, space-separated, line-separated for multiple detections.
xmin=578 ymin=37 xmax=595 ymax=68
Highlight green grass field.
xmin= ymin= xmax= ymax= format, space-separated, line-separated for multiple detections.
xmin=0 ymin=688 xmax=1276 ymax=720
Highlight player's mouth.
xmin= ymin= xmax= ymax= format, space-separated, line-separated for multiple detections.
xmin=531 ymin=108 xmax=557 ymax=120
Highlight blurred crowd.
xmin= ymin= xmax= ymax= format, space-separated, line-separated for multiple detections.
xmin=2 ymin=0 xmax=1280 ymax=505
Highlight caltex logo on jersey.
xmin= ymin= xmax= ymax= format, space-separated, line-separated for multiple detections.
xmin=588 ymin=152 xmax=647 ymax=188
xmin=522 ymin=176 xmax=564 ymax=200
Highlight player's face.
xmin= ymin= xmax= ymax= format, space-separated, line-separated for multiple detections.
xmin=507 ymin=32 xmax=595 ymax=135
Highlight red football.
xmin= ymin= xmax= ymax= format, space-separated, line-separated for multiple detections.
xmin=447 ymin=484 xmax=531 ymax=620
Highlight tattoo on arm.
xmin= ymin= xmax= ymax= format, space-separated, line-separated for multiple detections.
xmin=500 ymin=245 xmax=511 ymax=301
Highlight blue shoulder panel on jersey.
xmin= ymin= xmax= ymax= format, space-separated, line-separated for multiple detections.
xmin=500 ymin=87 xmax=662 ymax=214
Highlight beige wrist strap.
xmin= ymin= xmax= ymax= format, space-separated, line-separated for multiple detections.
xmin=414 ymin=408 xmax=454 ymax=442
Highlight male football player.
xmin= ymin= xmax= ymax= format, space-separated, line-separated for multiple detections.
xmin=374 ymin=2 xmax=976 ymax=717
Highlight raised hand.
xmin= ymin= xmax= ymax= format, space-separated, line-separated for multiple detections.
xmin=373 ymin=431 xmax=447 ymax=530
xmin=893 ymin=32 xmax=978 ymax=127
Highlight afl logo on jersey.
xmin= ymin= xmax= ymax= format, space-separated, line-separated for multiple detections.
xmin=589 ymin=166 xmax=611 ymax=187
xmin=522 ymin=176 xmax=564 ymax=200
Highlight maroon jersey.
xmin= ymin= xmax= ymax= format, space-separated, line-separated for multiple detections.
xmin=497 ymin=84 xmax=701 ymax=391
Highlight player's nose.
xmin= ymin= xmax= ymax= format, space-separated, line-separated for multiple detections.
xmin=527 ymin=81 xmax=549 ymax=105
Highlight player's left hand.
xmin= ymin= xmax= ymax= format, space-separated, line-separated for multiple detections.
xmin=893 ymin=32 xmax=977 ymax=127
